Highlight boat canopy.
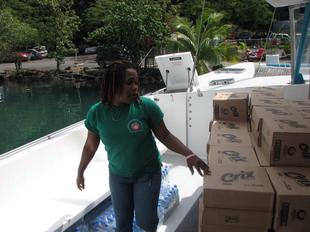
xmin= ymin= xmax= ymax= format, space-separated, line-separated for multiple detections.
xmin=266 ymin=0 xmax=308 ymax=8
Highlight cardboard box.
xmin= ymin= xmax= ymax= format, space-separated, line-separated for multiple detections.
xmin=288 ymin=99 xmax=310 ymax=108
xmin=202 ymin=224 xmax=270 ymax=232
xmin=250 ymin=95 xmax=288 ymax=108
xmin=251 ymin=92 xmax=283 ymax=100
xmin=207 ymin=128 xmax=252 ymax=152
xmin=249 ymin=132 xmax=270 ymax=167
xmin=251 ymin=86 xmax=284 ymax=98
xmin=291 ymin=107 xmax=310 ymax=120
xmin=213 ymin=92 xmax=249 ymax=122
xmin=209 ymin=120 xmax=249 ymax=133
xmin=250 ymin=106 xmax=297 ymax=146
xmin=266 ymin=167 xmax=310 ymax=232
xmin=199 ymin=198 xmax=271 ymax=232
xmin=249 ymin=97 xmax=289 ymax=133
xmin=208 ymin=145 xmax=259 ymax=166
xmin=260 ymin=118 xmax=310 ymax=166
xmin=204 ymin=207 xmax=273 ymax=228
xmin=203 ymin=166 xmax=274 ymax=211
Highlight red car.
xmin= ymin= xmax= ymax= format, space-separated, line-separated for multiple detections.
xmin=15 ymin=51 xmax=31 ymax=62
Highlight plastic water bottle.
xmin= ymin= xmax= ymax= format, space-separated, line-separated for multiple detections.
xmin=161 ymin=165 xmax=169 ymax=180
xmin=73 ymin=219 xmax=88 ymax=232
xmin=172 ymin=185 xmax=179 ymax=204
xmin=90 ymin=218 xmax=105 ymax=232
xmin=79 ymin=223 xmax=89 ymax=232
xmin=73 ymin=226 xmax=82 ymax=232
xmin=101 ymin=209 xmax=116 ymax=232
xmin=158 ymin=183 xmax=169 ymax=207
xmin=157 ymin=202 xmax=165 ymax=225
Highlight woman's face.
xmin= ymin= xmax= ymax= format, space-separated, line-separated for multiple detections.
xmin=116 ymin=68 xmax=139 ymax=105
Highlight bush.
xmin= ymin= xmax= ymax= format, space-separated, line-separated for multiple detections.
xmin=96 ymin=45 xmax=129 ymax=68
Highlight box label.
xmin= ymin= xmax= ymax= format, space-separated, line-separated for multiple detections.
xmin=222 ymin=133 xmax=242 ymax=143
xmin=221 ymin=171 xmax=255 ymax=184
xmin=285 ymin=143 xmax=310 ymax=160
xmin=225 ymin=216 xmax=239 ymax=223
xmin=274 ymin=139 xmax=282 ymax=161
xmin=280 ymin=202 xmax=290 ymax=226
xmin=275 ymin=119 xmax=308 ymax=129
xmin=221 ymin=106 xmax=240 ymax=117
xmin=223 ymin=150 xmax=248 ymax=162
xmin=284 ymin=171 xmax=310 ymax=187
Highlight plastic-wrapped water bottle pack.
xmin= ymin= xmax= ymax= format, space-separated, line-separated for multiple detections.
xmin=71 ymin=165 xmax=179 ymax=232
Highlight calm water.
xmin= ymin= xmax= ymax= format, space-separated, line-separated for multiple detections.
xmin=0 ymin=81 xmax=164 ymax=155
xmin=0 ymin=82 xmax=99 ymax=155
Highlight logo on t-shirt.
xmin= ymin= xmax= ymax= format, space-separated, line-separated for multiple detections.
xmin=128 ymin=119 xmax=143 ymax=133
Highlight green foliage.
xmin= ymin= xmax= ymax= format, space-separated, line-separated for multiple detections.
xmin=0 ymin=8 xmax=38 ymax=62
xmin=179 ymin=0 xmax=205 ymax=22
xmin=83 ymin=0 xmax=113 ymax=30
xmin=206 ymin=0 xmax=273 ymax=32
xmin=168 ymin=9 xmax=239 ymax=74
xmin=0 ymin=0 xmax=275 ymax=71
xmin=39 ymin=0 xmax=80 ymax=71
xmin=178 ymin=0 xmax=272 ymax=32
xmin=88 ymin=0 xmax=169 ymax=64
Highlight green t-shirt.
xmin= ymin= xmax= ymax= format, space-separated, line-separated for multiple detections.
xmin=85 ymin=96 xmax=164 ymax=177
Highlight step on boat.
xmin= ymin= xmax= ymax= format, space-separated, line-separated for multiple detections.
xmin=0 ymin=0 xmax=309 ymax=231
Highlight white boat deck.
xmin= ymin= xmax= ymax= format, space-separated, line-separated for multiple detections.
xmin=0 ymin=122 xmax=204 ymax=232
xmin=197 ymin=62 xmax=256 ymax=91
xmin=0 ymin=123 xmax=109 ymax=232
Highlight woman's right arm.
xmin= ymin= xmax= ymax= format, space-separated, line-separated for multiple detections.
xmin=76 ymin=131 xmax=100 ymax=191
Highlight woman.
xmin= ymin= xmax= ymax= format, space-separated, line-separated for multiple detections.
xmin=76 ymin=60 xmax=209 ymax=232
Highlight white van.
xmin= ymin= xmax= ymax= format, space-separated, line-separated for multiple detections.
xmin=271 ymin=33 xmax=290 ymax=41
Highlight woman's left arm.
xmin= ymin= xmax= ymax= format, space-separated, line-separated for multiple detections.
xmin=152 ymin=120 xmax=210 ymax=176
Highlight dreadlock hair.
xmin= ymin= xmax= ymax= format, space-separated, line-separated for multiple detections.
xmin=100 ymin=60 xmax=137 ymax=106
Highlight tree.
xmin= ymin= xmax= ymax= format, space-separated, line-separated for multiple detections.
xmin=87 ymin=0 xmax=169 ymax=65
xmin=168 ymin=9 xmax=239 ymax=74
xmin=39 ymin=0 xmax=80 ymax=72
xmin=0 ymin=8 xmax=38 ymax=63
xmin=83 ymin=0 xmax=113 ymax=30
xmin=177 ymin=0 xmax=272 ymax=33
xmin=71 ymin=0 xmax=98 ymax=49
xmin=206 ymin=0 xmax=273 ymax=32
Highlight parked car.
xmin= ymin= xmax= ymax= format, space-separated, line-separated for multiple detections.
xmin=0 ymin=51 xmax=30 ymax=63
xmin=270 ymin=33 xmax=290 ymax=45
xmin=271 ymin=33 xmax=290 ymax=41
xmin=27 ymin=49 xmax=43 ymax=60
xmin=84 ymin=46 xmax=98 ymax=54
xmin=16 ymin=51 xmax=31 ymax=62
xmin=33 ymin=46 xmax=48 ymax=58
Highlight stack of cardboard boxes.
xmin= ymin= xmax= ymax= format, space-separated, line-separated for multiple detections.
xmin=201 ymin=92 xmax=274 ymax=232
xmin=249 ymin=87 xmax=310 ymax=232
xmin=200 ymin=88 xmax=310 ymax=232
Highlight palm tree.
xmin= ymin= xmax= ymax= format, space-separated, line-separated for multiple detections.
xmin=168 ymin=9 xmax=239 ymax=75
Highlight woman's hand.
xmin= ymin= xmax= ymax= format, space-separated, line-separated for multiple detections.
xmin=76 ymin=131 xmax=100 ymax=191
xmin=186 ymin=155 xmax=210 ymax=176
xmin=76 ymin=174 xmax=85 ymax=191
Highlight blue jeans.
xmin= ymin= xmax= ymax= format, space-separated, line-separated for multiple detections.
xmin=109 ymin=168 xmax=162 ymax=232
